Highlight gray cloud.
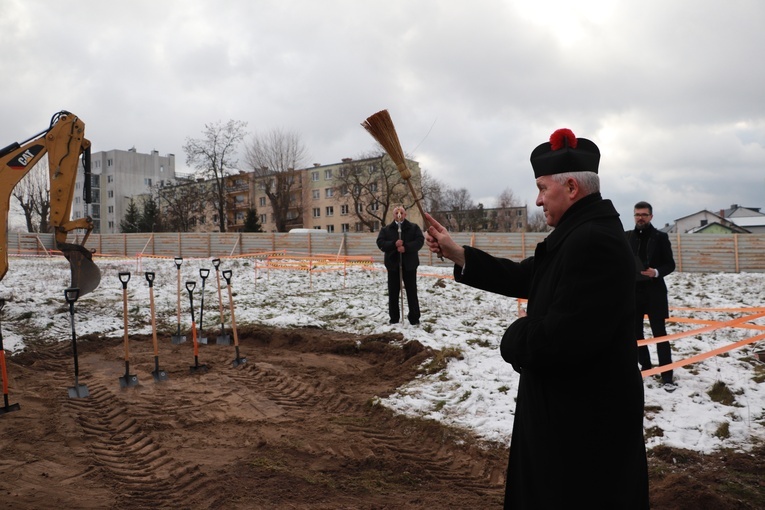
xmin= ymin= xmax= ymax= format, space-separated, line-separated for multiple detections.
xmin=1 ymin=0 xmax=763 ymax=230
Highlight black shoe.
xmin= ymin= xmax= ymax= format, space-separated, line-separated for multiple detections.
xmin=389 ymin=319 xmax=399 ymax=324
xmin=662 ymin=382 xmax=677 ymax=393
xmin=409 ymin=320 xmax=419 ymax=326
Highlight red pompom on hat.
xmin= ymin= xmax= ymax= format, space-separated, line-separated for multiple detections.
xmin=530 ymin=128 xmax=600 ymax=178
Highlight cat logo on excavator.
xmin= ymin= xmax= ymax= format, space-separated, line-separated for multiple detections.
xmin=0 ymin=111 xmax=101 ymax=295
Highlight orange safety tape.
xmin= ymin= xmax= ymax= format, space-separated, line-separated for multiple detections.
xmin=637 ymin=311 xmax=765 ymax=347
xmin=641 ymin=331 xmax=765 ymax=378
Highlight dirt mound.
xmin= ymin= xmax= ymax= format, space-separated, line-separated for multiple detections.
xmin=0 ymin=326 xmax=762 ymax=509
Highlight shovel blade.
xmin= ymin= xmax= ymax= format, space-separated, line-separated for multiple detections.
xmin=118 ymin=374 xmax=139 ymax=388
xmin=68 ymin=384 xmax=89 ymax=398
xmin=0 ymin=402 xmax=21 ymax=415
xmin=216 ymin=335 xmax=231 ymax=345
xmin=171 ymin=335 xmax=186 ymax=345
xmin=151 ymin=369 xmax=169 ymax=382
xmin=198 ymin=336 xmax=208 ymax=345
xmin=60 ymin=243 xmax=101 ymax=297
xmin=232 ymin=357 xmax=247 ymax=368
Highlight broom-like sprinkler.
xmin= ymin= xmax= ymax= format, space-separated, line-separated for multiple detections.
xmin=361 ymin=109 xmax=442 ymax=259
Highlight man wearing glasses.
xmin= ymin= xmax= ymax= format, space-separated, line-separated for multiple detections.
xmin=627 ymin=201 xmax=677 ymax=392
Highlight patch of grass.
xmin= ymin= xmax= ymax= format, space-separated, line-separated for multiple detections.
xmin=753 ymin=363 xmax=765 ymax=384
xmin=466 ymin=338 xmax=492 ymax=348
xmin=458 ymin=390 xmax=471 ymax=403
xmin=433 ymin=400 xmax=446 ymax=412
xmin=707 ymin=380 xmax=736 ymax=406
xmin=713 ymin=421 xmax=731 ymax=439
xmin=420 ymin=347 xmax=463 ymax=375
xmin=15 ymin=311 xmax=34 ymax=321
xmin=497 ymin=385 xmax=510 ymax=394
xmin=644 ymin=425 xmax=665 ymax=439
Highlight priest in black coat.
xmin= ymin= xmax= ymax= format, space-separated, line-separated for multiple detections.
xmin=424 ymin=129 xmax=649 ymax=509
xmin=376 ymin=206 xmax=424 ymax=325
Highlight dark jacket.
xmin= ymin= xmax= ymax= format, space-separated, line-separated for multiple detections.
xmin=626 ymin=224 xmax=675 ymax=318
xmin=376 ymin=219 xmax=424 ymax=272
xmin=455 ymin=194 xmax=648 ymax=509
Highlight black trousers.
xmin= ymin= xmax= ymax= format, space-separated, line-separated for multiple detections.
xmin=387 ymin=268 xmax=420 ymax=324
xmin=635 ymin=288 xmax=673 ymax=383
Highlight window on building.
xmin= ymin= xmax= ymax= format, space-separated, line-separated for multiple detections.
xmin=313 ymin=208 xmax=321 ymax=218
xmin=325 ymin=188 xmax=333 ymax=198
xmin=369 ymin=182 xmax=378 ymax=192
xmin=144 ymin=178 xmax=152 ymax=186
xmin=91 ymin=175 xmax=100 ymax=188
xmin=107 ymin=175 xmax=113 ymax=183
xmin=75 ymin=197 xmax=80 ymax=204
xmin=107 ymin=206 xmax=114 ymax=213
xmin=340 ymin=204 xmax=349 ymax=215
xmin=235 ymin=195 xmax=245 ymax=204
xmin=312 ymin=189 xmax=320 ymax=200
xmin=370 ymin=202 xmax=379 ymax=211
xmin=107 ymin=158 xmax=113 ymax=167
xmin=326 ymin=206 xmax=334 ymax=216
xmin=311 ymin=171 xmax=319 ymax=181
xmin=326 ymin=225 xmax=335 ymax=233
xmin=341 ymin=223 xmax=350 ymax=232
xmin=259 ymin=214 xmax=267 ymax=224
xmin=108 ymin=221 xmax=114 ymax=229
xmin=107 ymin=190 xmax=114 ymax=198
xmin=259 ymin=197 xmax=266 ymax=207
xmin=324 ymin=169 xmax=333 ymax=180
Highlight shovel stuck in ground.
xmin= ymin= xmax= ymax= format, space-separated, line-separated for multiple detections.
xmin=222 ymin=270 xmax=247 ymax=368
xmin=0 ymin=299 xmax=20 ymax=416
xmin=197 ymin=268 xmax=210 ymax=344
xmin=186 ymin=281 xmax=208 ymax=374
xmin=118 ymin=272 xmax=139 ymax=388
xmin=65 ymin=288 xmax=89 ymax=398
xmin=145 ymin=272 xmax=168 ymax=382
xmin=212 ymin=259 xmax=231 ymax=345
xmin=171 ymin=257 xmax=186 ymax=344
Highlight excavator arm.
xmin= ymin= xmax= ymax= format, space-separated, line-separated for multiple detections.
xmin=0 ymin=111 xmax=101 ymax=295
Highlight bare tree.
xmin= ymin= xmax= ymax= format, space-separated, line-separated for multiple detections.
xmin=155 ymin=178 xmax=211 ymax=232
xmin=244 ymin=128 xmax=308 ymax=232
xmin=420 ymin=169 xmax=446 ymax=223
xmin=12 ymin=158 xmax=50 ymax=233
xmin=183 ymin=120 xmax=248 ymax=232
xmin=442 ymin=187 xmax=475 ymax=231
xmin=527 ymin=209 xmax=551 ymax=232
xmin=493 ymin=187 xmax=522 ymax=232
xmin=331 ymin=153 xmax=420 ymax=232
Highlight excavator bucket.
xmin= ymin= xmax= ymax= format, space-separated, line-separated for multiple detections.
xmin=60 ymin=243 xmax=101 ymax=296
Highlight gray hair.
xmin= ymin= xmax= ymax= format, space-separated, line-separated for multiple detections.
xmin=551 ymin=171 xmax=600 ymax=195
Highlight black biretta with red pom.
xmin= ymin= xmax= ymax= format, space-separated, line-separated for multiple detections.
xmin=530 ymin=128 xmax=600 ymax=178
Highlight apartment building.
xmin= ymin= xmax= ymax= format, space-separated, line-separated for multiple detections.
xmin=73 ymin=148 xmax=176 ymax=233
xmin=227 ymin=155 xmax=423 ymax=233
xmin=436 ymin=205 xmax=528 ymax=232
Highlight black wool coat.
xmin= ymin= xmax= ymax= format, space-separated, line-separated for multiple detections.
xmin=626 ymin=223 xmax=675 ymax=318
xmin=376 ymin=219 xmax=424 ymax=272
xmin=455 ymin=194 xmax=649 ymax=509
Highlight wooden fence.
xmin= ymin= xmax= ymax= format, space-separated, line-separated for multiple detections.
xmin=8 ymin=231 xmax=765 ymax=273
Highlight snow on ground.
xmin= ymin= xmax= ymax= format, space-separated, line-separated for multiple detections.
xmin=1 ymin=254 xmax=763 ymax=453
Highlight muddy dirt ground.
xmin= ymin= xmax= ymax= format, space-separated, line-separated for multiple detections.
xmin=0 ymin=326 xmax=763 ymax=509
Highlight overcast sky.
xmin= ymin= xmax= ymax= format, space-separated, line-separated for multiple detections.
xmin=2 ymin=0 xmax=763 ymax=230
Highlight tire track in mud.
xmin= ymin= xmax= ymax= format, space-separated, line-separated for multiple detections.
xmin=221 ymin=354 xmax=506 ymax=495
xmin=61 ymin=382 xmax=214 ymax=509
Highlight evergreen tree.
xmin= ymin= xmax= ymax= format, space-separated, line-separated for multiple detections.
xmin=139 ymin=195 xmax=162 ymax=232
xmin=242 ymin=207 xmax=263 ymax=232
xmin=120 ymin=198 xmax=141 ymax=233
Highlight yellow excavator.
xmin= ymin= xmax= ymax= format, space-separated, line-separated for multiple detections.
xmin=0 ymin=111 xmax=101 ymax=295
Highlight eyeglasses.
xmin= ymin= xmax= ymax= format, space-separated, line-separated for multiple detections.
xmin=634 ymin=213 xmax=651 ymax=218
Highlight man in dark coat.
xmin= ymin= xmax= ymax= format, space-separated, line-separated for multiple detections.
xmin=376 ymin=206 xmax=424 ymax=325
xmin=424 ymin=129 xmax=648 ymax=509
xmin=627 ymin=201 xmax=676 ymax=391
